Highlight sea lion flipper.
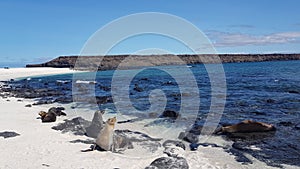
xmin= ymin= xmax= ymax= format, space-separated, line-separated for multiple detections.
xmin=81 ymin=144 xmax=96 ymax=152
xmin=213 ymin=126 xmax=223 ymax=134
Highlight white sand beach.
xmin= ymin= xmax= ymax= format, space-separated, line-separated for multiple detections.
xmin=0 ymin=68 xmax=297 ymax=169
xmin=0 ymin=67 xmax=82 ymax=81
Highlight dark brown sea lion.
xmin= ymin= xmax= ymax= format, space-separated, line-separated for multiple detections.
xmin=48 ymin=107 xmax=66 ymax=116
xmin=39 ymin=111 xmax=56 ymax=123
xmin=215 ymin=120 xmax=276 ymax=134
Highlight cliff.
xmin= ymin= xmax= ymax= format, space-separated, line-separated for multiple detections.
xmin=26 ymin=54 xmax=300 ymax=70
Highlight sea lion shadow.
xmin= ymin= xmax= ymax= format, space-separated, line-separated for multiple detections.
xmin=223 ymin=130 xmax=276 ymax=141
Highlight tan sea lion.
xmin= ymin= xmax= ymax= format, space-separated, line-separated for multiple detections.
xmin=95 ymin=117 xmax=117 ymax=151
xmin=38 ymin=111 xmax=56 ymax=123
xmin=215 ymin=120 xmax=276 ymax=134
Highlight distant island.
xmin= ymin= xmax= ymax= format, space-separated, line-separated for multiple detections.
xmin=26 ymin=54 xmax=300 ymax=71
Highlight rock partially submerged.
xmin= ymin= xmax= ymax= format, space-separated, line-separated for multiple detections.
xmin=160 ymin=110 xmax=180 ymax=120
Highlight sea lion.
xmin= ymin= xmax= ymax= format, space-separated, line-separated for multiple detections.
xmin=48 ymin=107 xmax=66 ymax=116
xmin=39 ymin=111 xmax=56 ymax=123
xmin=85 ymin=110 xmax=105 ymax=138
xmin=95 ymin=117 xmax=117 ymax=151
xmin=215 ymin=120 xmax=276 ymax=134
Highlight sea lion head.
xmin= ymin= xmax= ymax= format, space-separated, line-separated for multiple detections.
xmin=96 ymin=110 xmax=105 ymax=115
xmin=258 ymin=122 xmax=276 ymax=131
xmin=107 ymin=117 xmax=117 ymax=125
xmin=38 ymin=111 xmax=47 ymax=118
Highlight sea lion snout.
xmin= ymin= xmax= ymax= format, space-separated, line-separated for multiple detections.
xmin=38 ymin=111 xmax=47 ymax=117
xmin=107 ymin=116 xmax=117 ymax=125
xmin=266 ymin=124 xmax=276 ymax=131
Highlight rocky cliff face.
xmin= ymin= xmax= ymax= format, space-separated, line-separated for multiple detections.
xmin=26 ymin=54 xmax=300 ymax=70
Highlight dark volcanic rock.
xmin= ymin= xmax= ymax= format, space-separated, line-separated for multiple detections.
xmin=162 ymin=140 xmax=186 ymax=158
xmin=163 ymin=140 xmax=186 ymax=150
xmin=133 ymin=84 xmax=143 ymax=92
xmin=160 ymin=110 xmax=180 ymax=119
xmin=51 ymin=117 xmax=91 ymax=135
xmin=145 ymin=157 xmax=189 ymax=169
xmin=295 ymin=123 xmax=300 ymax=130
xmin=189 ymin=142 xmax=222 ymax=151
xmin=113 ymin=130 xmax=162 ymax=153
xmin=288 ymin=90 xmax=299 ymax=94
xmin=146 ymin=139 xmax=188 ymax=169
xmin=33 ymin=100 xmax=54 ymax=105
xmin=178 ymin=131 xmax=199 ymax=143
xmin=96 ymin=96 xmax=113 ymax=104
xmin=69 ymin=139 xmax=95 ymax=144
xmin=0 ymin=131 xmax=20 ymax=138
xmin=54 ymin=96 xmax=73 ymax=104
xmin=226 ymin=147 xmax=253 ymax=165
xmin=25 ymin=104 xmax=32 ymax=107
xmin=223 ymin=129 xmax=299 ymax=167
xmin=278 ymin=121 xmax=294 ymax=127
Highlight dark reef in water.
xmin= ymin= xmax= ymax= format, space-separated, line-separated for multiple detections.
xmin=26 ymin=53 xmax=300 ymax=70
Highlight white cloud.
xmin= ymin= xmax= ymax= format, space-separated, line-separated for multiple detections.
xmin=205 ymin=31 xmax=300 ymax=47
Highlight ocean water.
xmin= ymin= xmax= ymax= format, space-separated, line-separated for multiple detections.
xmin=19 ymin=60 xmax=300 ymax=124
xmin=6 ymin=60 xmax=300 ymax=167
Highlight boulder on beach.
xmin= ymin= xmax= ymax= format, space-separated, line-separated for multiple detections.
xmin=178 ymin=131 xmax=199 ymax=144
xmin=113 ymin=130 xmax=162 ymax=153
xmin=145 ymin=156 xmax=189 ymax=169
xmin=145 ymin=140 xmax=188 ymax=169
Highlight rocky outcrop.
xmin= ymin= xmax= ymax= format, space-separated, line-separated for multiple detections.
xmin=145 ymin=140 xmax=189 ymax=169
xmin=26 ymin=54 xmax=300 ymax=70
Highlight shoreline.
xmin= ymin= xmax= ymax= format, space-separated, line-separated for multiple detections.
xmin=0 ymin=97 xmax=283 ymax=169
xmin=0 ymin=67 xmax=84 ymax=81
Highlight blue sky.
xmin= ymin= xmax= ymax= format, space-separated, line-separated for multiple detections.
xmin=1 ymin=0 xmax=300 ymax=67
